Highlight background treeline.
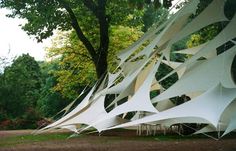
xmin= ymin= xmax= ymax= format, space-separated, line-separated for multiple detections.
xmin=0 ymin=54 xmax=66 ymax=129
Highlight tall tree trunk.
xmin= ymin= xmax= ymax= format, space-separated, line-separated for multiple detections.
xmin=95 ymin=0 xmax=109 ymax=79
xmin=95 ymin=54 xmax=108 ymax=79
xmin=60 ymin=0 xmax=109 ymax=80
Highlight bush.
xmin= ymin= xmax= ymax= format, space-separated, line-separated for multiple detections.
xmin=0 ymin=119 xmax=13 ymax=130
xmin=13 ymin=108 xmax=42 ymax=129
xmin=36 ymin=118 xmax=52 ymax=128
xmin=0 ymin=108 xmax=44 ymax=130
xmin=0 ymin=111 xmax=7 ymax=122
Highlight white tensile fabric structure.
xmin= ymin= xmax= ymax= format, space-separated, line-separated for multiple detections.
xmin=40 ymin=0 xmax=236 ymax=138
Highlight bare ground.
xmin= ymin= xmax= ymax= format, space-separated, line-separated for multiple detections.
xmin=0 ymin=130 xmax=236 ymax=151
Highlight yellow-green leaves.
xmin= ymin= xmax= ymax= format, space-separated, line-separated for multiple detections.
xmin=46 ymin=26 xmax=142 ymax=99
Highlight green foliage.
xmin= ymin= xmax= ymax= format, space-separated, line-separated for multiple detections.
xmin=0 ymin=0 xmax=70 ymax=42
xmin=225 ymin=0 xmax=236 ymax=19
xmin=46 ymin=32 xmax=96 ymax=99
xmin=47 ymin=26 xmax=143 ymax=99
xmin=128 ymin=0 xmax=174 ymax=10
xmin=0 ymin=0 xmax=146 ymax=44
xmin=186 ymin=24 xmax=222 ymax=49
xmin=186 ymin=0 xmax=236 ymax=49
xmin=0 ymin=0 xmax=174 ymax=80
xmin=108 ymin=26 xmax=143 ymax=71
xmin=0 ymin=54 xmax=42 ymax=118
xmin=0 ymin=55 xmax=74 ymax=128
xmin=37 ymin=61 xmax=69 ymax=117
xmin=142 ymin=6 xmax=168 ymax=32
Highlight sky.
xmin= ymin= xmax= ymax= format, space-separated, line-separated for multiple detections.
xmin=0 ymin=8 xmax=51 ymax=61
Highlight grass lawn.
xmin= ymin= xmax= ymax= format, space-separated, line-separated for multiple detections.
xmin=0 ymin=133 xmax=71 ymax=147
xmin=0 ymin=130 xmax=236 ymax=151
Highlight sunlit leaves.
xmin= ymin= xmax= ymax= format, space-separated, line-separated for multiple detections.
xmin=46 ymin=26 xmax=142 ymax=99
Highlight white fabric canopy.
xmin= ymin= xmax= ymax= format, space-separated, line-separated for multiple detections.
xmin=155 ymin=0 xmax=200 ymax=47
xmin=107 ymin=71 xmax=122 ymax=87
xmin=104 ymin=58 xmax=151 ymax=94
xmin=106 ymin=80 xmax=135 ymax=109
xmin=173 ymin=43 xmax=207 ymax=55
xmin=40 ymin=85 xmax=96 ymax=132
xmin=40 ymin=0 xmax=236 ymax=138
xmin=173 ymin=42 xmax=217 ymax=59
xmin=223 ymin=111 xmax=236 ymax=136
xmin=121 ymin=58 xmax=147 ymax=76
xmin=195 ymin=100 xmax=236 ymax=135
xmin=170 ymin=0 xmax=228 ymax=44
xmin=161 ymin=60 xmax=185 ymax=78
xmin=160 ymin=12 xmax=236 ymax=83
xmin=110 ymin=84 xmax=236 ymax=130
xmin=106 ymin=57 xmax=163 ymax=115
xmin=155 ymin=99 xmax=175 ymax=111
xmin=153 ymin=46 xmax=236 ymax=103
xmin=117 ymin=17 xmax=170 ymax=67
xmin=57 ymin=86 xmax=88 ymax=117
xmin=57 ymin=96 xmax=127 ymax=132
xmin=87 ymin=56 xmax=164 ymax=131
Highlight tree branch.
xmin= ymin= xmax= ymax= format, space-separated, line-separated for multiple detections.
xmin=79 ymin=0 xmax=109 ymax=78
xmin=65 ymin=46 xmax=93 ymax=61
xmin=97 ymin=0 xmax=109 ymax=58
xmin=57 ymin=0 xmax=97 ymax=62
xmin=59 ymin=0 xmax=109 ymax=78
xmin=81 ymin=0 xmax=109 ymax=60
xmin=81 ymin=0 xmax=98 ymax=17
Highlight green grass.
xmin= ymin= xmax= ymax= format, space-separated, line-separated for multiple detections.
xmin=0 ymin=133 xmax=71 ymax=147
xmin=0 ymin=130 xmax=235 ymax=148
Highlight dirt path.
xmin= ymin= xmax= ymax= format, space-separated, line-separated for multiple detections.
xmin=0 ymin=130 xmax=235 ymax=151
xmin=1 ymin=137 xmax=236 ymax=151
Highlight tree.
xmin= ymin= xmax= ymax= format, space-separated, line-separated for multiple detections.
xmin=0 ymin=54 xmax=42 ymax=118
xmin=0 ymin=53 xmax=13 ymax=73
xmin=47 ymin=25 xmax=143 ymax=99
xmin=37 ymin=61 xmax=69 ymax=117
xmin=0 ymin=0 xmax=173 ymax=79
xmin=142 ymin=6 xmax=168 ymax=32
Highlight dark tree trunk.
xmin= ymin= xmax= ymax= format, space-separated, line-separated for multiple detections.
xmin=95 ymin=0 xmax=109 ymax=79
xmin=95 ymin=53 xmax=108 ymax=79
xmin=59 ymin=0 xmax=109 ymax=80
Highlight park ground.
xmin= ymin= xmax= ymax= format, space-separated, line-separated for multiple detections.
xmin=0 ymin=129 xmax=236 ymax=151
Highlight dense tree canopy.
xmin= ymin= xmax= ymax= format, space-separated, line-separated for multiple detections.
xmin=0 ymin=54 xmax=42 ymax=118
xmin=37 ymin=61 xmax=69 ymax=117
